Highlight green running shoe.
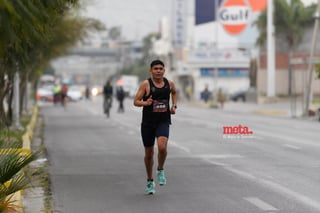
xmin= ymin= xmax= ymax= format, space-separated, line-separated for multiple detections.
xmin=145 ymin=180 xmax=155 ymax=194
xmin=157 ymin=170 xmax=167 ymax=185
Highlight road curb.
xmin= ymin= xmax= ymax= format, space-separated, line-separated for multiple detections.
xmin=22 ymin=105 xmax=39 ymax=150
xmin=253 ymin=109 xmax=288 ymax=115
xmin=11 ymin=104 xmax=39 ymax=213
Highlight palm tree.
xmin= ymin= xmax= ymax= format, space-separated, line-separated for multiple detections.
xmin=108 ymin=26 xmax=122 ymax=40
xmin=0 ymin=140 xmax=38 ymax=212
xmin=253 ymin=0 xmax=317 ymax=95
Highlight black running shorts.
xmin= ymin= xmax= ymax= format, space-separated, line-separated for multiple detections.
xmin=141 ymin=122 xmax=170 ymax=147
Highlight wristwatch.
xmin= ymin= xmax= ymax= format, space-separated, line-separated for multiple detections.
xmin=173 ymin=104 xmax=177 ymax=109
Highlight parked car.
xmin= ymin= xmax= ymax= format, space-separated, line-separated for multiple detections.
xmin=67 ymin=85 xmax=84 ymax=101
xmin=230 ymin=90 xmax=247 ymax=102
xmin=36 ymin=85 xmax=54 ymax=101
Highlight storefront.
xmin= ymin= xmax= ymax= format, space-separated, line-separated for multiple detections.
xmin=180 ymin=48 xmax=251 ymax=100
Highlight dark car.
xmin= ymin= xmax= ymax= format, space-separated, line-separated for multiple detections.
xmin=230 ymin=90 xmax=246 ymax=102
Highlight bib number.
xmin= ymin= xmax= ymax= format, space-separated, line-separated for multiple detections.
xmin=153 ymin=100 xmax=168 ymax=112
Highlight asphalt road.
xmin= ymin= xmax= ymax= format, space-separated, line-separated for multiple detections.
xmin=41 ymin=97 xmax=320 ymax=213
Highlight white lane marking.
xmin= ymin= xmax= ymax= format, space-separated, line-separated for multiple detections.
xmin=282 ymin=144 xmax=301 ymax=150
xmin=167 ymin=155 xmax=231 ymax=166
xmin=225 ymin=167 xmax=320 ymax=212
xmin=244 ymin=197 xmax=278 ymax=211
xmin=198 ymin=154 xmax=243 ymax=159
xmin=169 ymin=140 xmax=320 ymax=212
xmin=87 ymin=108 xmax=99 ymax=115
xmin=170 ymin=141 xmax=191 ymax=153
xmin=202 ymin=158 xmax=230 ymax=167
xmin=254 ymin=129 xmax=320 ymax=147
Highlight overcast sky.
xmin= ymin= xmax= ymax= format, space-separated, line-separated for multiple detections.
xmin=81 ymin=0 xmax=171 ymax=40
xmin=80 ymin=0 xmax=318 ymax=41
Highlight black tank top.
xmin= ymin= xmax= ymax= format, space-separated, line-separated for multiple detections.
xmin=142 ymin=78 xmax=171 ymax=124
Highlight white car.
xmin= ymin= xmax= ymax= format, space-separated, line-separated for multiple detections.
xmin=67 ymin=86 xmax=84 ymax=101
xmin=36 ymin=85 xmax=54 ymax=101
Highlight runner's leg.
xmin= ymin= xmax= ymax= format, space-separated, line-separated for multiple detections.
xmin=157 ymin=136 xmax=168 ymax=170
xmin=144 ymin=146 xmax=154 ymax=180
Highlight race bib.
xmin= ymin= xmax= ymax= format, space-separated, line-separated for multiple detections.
xmin=153 ymin=100 xmax=168 ymax=112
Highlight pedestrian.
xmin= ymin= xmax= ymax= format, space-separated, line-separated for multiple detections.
xmin=201 ymin=86 xmax=210 ymax=103
xmin=103 ymin=80 xmax=113 ymax=117
xmin=85 ymin=85 xmax=91 ymax=100
xmin=116 ymin=86 xmax=126 ymax=113
xmin=133 ymin=59 xmax=178 ymax=194
xmin=184 ymin=85 xmax=192 ymax=101
xmin=217 ymin=88 xmax=225 ymax=109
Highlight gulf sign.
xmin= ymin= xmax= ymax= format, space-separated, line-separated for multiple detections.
xmin=218 ymin=0 xmax=267 ymax=35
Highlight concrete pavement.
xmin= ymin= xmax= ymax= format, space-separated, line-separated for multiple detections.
xmin=21 ymin=98 xmax=319 ymax=212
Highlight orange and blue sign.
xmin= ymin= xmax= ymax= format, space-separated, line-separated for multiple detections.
xmin=195 ymin=0 xmax=267 ymax=35
xmin=218 ymin=0 xmax=252 ymax=35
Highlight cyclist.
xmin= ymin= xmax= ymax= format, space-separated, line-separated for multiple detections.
xmin=103 ymin=80 xmax=113 ymax=117
xmin=53 ymin=84 xmax=61 ymax=105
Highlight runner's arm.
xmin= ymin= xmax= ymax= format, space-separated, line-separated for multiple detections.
xmin=169 ymin=80 xmax=178 ymax=114
xmin=133 ymin=80 xmax=152 ymax=107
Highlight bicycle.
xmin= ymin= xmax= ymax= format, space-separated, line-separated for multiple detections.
xmin=61 ymin=93 xmax=67 ymax=110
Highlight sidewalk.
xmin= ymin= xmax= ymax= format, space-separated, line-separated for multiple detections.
xmin=224 ymin=101 xmax=295 ymax=116
xmin=22 ymin=110 xmax=49 ymax=213
xmin=186 ymin=99 xmax=320 ymax=121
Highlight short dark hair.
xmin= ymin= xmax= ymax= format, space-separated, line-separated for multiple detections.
xmin=150 ymin=59 xmax=164 ymax=68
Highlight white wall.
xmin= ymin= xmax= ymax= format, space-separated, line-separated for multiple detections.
xmin=258 ymin=68 xmax=320 ymax=96
xmin=193 ymin=22 xmax=238 ymax=49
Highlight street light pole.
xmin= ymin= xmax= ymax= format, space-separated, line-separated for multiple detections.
xmin=267 ymin=0 xmax=275 ymax=97
xmin=213 ymin=0 xmax=219 ymax=107
xmin=304 ymin=0 xmax=320 ymax=117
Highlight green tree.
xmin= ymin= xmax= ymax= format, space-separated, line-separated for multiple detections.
xmin=0 ymin=1 xmax=105 ymax=211
xmin=139 ymin=32 xmax=160 ymax=66
xmin=253 ymin=0 xmax=317 ymax=95
xmin=0 ymin=0 xmax=105 ymax=128
xmin=118 ymin=33 xmax=160 ymax=81
xmin=108 ymin=26 xmax=121 ymax=40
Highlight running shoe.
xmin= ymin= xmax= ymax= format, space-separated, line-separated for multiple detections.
xmin=145 ymin=180 xmax=155 ymax=194
xmin=157 ymin=170 xmax=167 ymax=185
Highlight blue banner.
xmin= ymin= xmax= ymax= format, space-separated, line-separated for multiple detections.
xmin=200 ymin=68 xmax=249 ymax=77
xmin=195 ymin=0 xmax=223 ymax=25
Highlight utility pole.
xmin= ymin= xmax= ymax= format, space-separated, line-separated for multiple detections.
xmin=213 ymin=0 xmax=219 ymax=107
xmin=267 ymin=0 xmax=275 ymax=97
xmin=304 ymin=0 xmax=320 ymax=116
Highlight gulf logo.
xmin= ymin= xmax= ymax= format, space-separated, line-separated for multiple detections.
xmin=248 ymin=0 xmax=267 ymax=12
xmin=218 ymin=0 xmax=252 ymax=35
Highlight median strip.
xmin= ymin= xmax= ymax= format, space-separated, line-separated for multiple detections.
xmin=253 ymin=110 xmax=288 ymax=115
